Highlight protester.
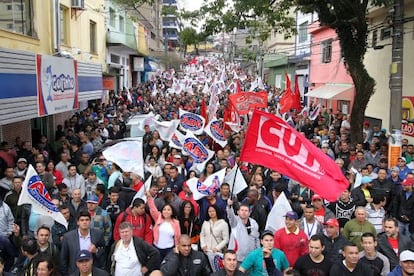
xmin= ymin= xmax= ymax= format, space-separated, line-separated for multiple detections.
xmin=160 ymin=235 xmax=211 ymax=275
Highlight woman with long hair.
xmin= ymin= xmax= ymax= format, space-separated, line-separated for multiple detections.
xmin=200 ymin=205 xmax=229 ymax=253
xmin=203 ymin=162 xmax=216 ymax=177
xmin=46 ymin=160 xmax=64 ymax=186
xmin=146 ymin=191 xmax=181 ymax=262
xmin=177 ymin=201 xmax=201 ymax=250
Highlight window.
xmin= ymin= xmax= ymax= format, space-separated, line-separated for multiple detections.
xmin=380 ymin=27 xmax=391 ymax=40
xmin=298 ymin=21 xmax=308 ymax=43
xmin=109 ymin=8 xmax=116 ymax=27
xmin=90 ymin=20 xmax=97 ymax=54
xmin=372 ymin=30 xmax=378 ymax=48
xmin=321 ymin=39 xmax=332 ymax=63
xmin=0 ymin=0 xmax=35 ymax=37
xmin=59 ymin=5 xmax=69 ymax=45
xmin=275 ymin=74 xmax=282 ymax=89
xmin=119 ymin=15 xmax=124 ymax=33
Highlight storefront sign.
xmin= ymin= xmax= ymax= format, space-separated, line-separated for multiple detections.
xmin=36 ymin=54 xmax=78 ymax=116
xmin=102 ymin=76 xmax=115 ymax=90
xmin=402 ymin=97 xmax=414 ymax=137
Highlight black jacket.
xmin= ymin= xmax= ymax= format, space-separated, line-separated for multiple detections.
xmin=322 ymin=233 xmax=351 ymax=264
xmin=376 ymin=232 xmax=414 ymax=270
xmin=392 ymin=189 xmax=414 ymax=224
xmin=211 ymin=269 xmax=246 ymax=276
xmin=69 ymin=266 xmax=109 ymax=276
xmin=351 ymin=186 xmax=369 ymax=207
xmin=160 ymin=250 xmax=211 ymax=276
xmin=109 ymin=236 xmax=160 ymax=275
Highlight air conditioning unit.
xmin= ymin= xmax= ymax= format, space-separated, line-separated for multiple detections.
xmin=71 ymin=0 xmax=84 ymax=9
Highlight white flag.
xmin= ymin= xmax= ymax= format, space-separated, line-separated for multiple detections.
xmin=133 ymin=175 xmax=152 ymax=203
xmin=265 ymin=192 xmax=292 ymax=233
xmin=223 ymin=165 xmax=247 ymax=195
xmin=153 ymin=119 xmax=179 ymax=141
xmin=103 ymin=140 xmax=144 ymax=178
xmin=187 ymin=169 xmax=227 ymax=200
xmin=18 ymin=165 xmax=68 ymax=228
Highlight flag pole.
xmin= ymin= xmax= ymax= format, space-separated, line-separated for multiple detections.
xmin=230 ymin=164 xmax=239 ymax=196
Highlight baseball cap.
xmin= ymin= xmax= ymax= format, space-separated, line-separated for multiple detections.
xmin=400 ymin=250 xmax=414 ymax=262
xmin=284 ymin=211 xmax=298 ymax=220
xmin=86 ymin=194 xmax=99 ymax=203
xmin=17 ymin=158 xmax=27 ymax=163
xmin=163 ymin=186 xmax=172 ymax=193
xmin=311 ymin=194 xmax=323 ymax=201
xmin=261 ymin=230 xmax=274 ymax=239
xmin=173 ymin=154 xmax=182 ymax=159
xmin=402 ymin=177 xmax=414 ymax=186
xmin=76 ymin=250 xmax=92 ymax=262
xmin=391 ymin=166 xmax=400 ymax=172
xmin=361 ymin=176 xmax=373 ymax=184
xmin=399 ymin=157 xmax=407 ymax=162
xmin=324 ymin=218 xmax=339 ymax=228
xmin=321 ymin=142 xmax=329 ymax=148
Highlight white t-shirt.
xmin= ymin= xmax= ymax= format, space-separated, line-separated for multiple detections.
xmin=155 ymin=221 xmax=175 ymax=249
xmin=114 ymin=239 xmax=142 ymax=276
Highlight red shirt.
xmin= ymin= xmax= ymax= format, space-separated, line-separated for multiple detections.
xmin=388 ymin=237 xmax=399 ymax=255
xmin=274 ymin=227 xmax=309 ymax=266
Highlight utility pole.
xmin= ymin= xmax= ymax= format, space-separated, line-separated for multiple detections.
xmin=389 ymin=0 xmax=404 ymax=131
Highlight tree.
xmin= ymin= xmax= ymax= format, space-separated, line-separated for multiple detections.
xmin=190 ymin=0 xmax=391 ymax=144
xmin=179 ymin=27 xmax=200 ymax=56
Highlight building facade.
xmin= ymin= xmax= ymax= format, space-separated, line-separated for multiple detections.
xmin=0 ymin=0 xmax=104 ymax=144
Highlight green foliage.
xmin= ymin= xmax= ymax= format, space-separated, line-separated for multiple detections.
xmin=111 ymin=0 xmax=155 ymax=11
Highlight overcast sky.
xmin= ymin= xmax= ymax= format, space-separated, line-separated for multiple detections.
xmin=178 ymin=0 xmax=203 ymax=11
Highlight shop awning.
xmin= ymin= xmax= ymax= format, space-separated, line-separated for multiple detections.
xmin=306 ymin=83 xmax=354 ymax=100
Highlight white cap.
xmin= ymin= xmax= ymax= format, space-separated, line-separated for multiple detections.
xmin=400 ymin=250 xmax=414 ymax=262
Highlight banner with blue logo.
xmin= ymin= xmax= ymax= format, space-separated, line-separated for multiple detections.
xmin=17 ymin=165 xmax=68 ymax=228
xmin=179 ymin=108 xmax=206 ymax=135
xmin=36 ymin=54 xmax=78 ymax=116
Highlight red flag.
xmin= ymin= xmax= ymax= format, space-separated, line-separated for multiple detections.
xmin=201 ymin=97 xmax=208 ymax=124
xmin=239 ymin=110 xmax=349 ymax=201
xmin=236 ymin=80 xmax=242 ymax=93
xmin=279 ymin=73 xmax=295 ymax=113
xmin=293 ymin=75 xmax=302 ymax=111
xmin=229 ymin=91 xmax=268 ymax=115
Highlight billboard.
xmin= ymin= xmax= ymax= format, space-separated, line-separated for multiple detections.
xmin=36 ymin=54 xmax=78 ymax=116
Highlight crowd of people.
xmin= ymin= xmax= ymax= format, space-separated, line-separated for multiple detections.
xmin=0 ymin=57 xmax=414 ymax=276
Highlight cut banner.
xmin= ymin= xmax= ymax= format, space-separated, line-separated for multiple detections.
xmin=169 ymin=129 xmax=185 ymax=150
xmin=229 ymin=91 xmax=268 ymax=115
xmin=133 ymin=175 xmax=152 ymax=203
xmin=18 ymin=165 xmax=68 ymax=228
xmin=240 ymin=110 xmax=349 ymax=201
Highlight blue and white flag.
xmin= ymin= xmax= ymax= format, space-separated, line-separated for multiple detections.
xmin=179 ymin=109 xmax=206 ymax=135
xmin=182 ymin=131 xmax=215 ymax=172
xmin=187 ymin=169 xmax=227 ymax=200
xmin=18 ymin=165 xmax=68 ymax=228
xmin=204 ymin=119 xmax=227 ymax=148
xmin=169 ymin=129 xmax=186 ymax=150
